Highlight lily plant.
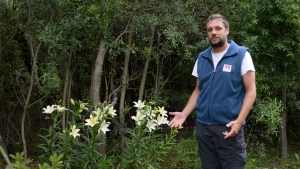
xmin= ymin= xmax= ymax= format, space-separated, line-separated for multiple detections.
xmin=122 ymin=100 xmax=177 ymax=169
xmin=39 ymin=100 xmax=117 ymax=168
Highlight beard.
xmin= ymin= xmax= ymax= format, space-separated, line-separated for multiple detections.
xmin=210 ymin=38 xmax=226 ymax=48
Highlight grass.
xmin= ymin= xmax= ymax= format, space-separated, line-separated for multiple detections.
xmin=166 ymin=137 xmax=202 ymax=169
xmin=247 ymin=153 xmax=300 ymax=169
xmin=167 ymin=135 xmax=300 ymax=169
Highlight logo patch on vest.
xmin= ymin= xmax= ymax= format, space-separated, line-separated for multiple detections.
xmin=223 ymin=64 xmax=232 ymax=72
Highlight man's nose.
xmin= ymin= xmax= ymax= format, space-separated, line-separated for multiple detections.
xmin=212 ymin=29 xmax=217 ymax=34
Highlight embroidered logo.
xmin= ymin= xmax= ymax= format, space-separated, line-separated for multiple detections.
xmin=223 ymin=64 xmax=232 ymax=72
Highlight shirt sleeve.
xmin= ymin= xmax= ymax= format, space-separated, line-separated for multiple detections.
xmin=192 ymin=58 xmax=198 ymax=77
xmin=241 ymin=51 xmax=255 ymax=76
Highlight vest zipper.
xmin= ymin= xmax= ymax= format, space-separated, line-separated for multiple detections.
xmin=211 ymin=72 xmax=215 ymax=79
xmin=208 ymin=54 xmax=226 ymax=124
xmin=208 ymin=71 xmax=215 ymax=124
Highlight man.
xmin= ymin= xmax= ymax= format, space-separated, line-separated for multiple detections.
xmin=169 ymin=14 xmax=256 ymax=169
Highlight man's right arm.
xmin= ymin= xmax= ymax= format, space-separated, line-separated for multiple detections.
xmin=182 ymin=79 xmax=200 ymax=116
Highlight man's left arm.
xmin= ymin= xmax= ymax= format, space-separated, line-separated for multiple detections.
xmin=223 ymin=71 xmax=256 ymax=139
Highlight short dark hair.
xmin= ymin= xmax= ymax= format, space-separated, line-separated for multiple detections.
xmin=207 ymin=14 xmax=229 ymax=28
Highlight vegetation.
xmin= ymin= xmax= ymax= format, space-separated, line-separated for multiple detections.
xmin=0 ymin=0 xmax=299 ymax=168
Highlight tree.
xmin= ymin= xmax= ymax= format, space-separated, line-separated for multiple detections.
xmin=241 ymin=0 xmax=300 ymax=157
xmin=133 ymin=0 xmax=203 ymax=103
xmin=90 ymin=0 xmax=122 ymax=106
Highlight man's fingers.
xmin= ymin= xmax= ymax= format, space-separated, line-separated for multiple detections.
xmin=168 ymin=120 xmax=174 ymax=126
xmin=169 ymin=122 xmax=179 ymax=128
xmin=226 ymin=121 xmax=234 ymax=127
xmin=223 ymin=129 xmax=238 ymax=139
xmin=168 ymin=119 xmax=182 ymax=128
xmin=168 ymin=120 xmax=177 ymax=127
xmin=169 ymin=112 xmax=177 ymax=116
xmin=168 ymin=111 xmax=185 ymax=128
xmin=223 ymin=131 xmax=232 ymax=139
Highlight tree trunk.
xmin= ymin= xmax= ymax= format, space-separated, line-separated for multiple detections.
xmin=0 ymin=133 xmax=8 ymax=155
xmin=90 ymin=37 xmax=107 ymax=154
xmin=20 ymin=0 xmax=41 ymax=156
xmin=91 ymin=38 xmax=107 ymax=106
xmin=21 ymin=107 xmax=28 ymax=159
xmin=119 ymin=29 xmax=133 ymax=150
xmin=0 ymin=34 xmax=3 ymax=116
xmin=62 ymin=54 xmax=72 ymax=130
xmin=0 ymin=33 xmax=2 ymax=65
xmin=280 ymin=68 xmax=288 ymax=158
xmin=109 ymin=57 xmax=117 ymax=102
xmin=21 ymin=37 xmax=38 ymax=160
xmin=138 ymin=26 xmax=155 ymax=101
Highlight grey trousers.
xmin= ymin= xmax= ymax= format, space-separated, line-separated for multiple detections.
xmin=196 ymin=122 xmax=247 ymax=169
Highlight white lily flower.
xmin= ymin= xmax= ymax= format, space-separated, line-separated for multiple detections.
xmin=99 ymin=120 xmax=110 ymax=134
xmin=43 ymin=105 xmax=56 ymax=114
xmin=79 ymin=101 xmax=89 ymax=112
xmin=94 ymin=108 xmax=105 ymax=120
xmin=85 ymin=115 xmax=99 ymax=127
xmin=70 ymin=98 xmax=75 ymax=106
xmin=104 ymin=106 xmax=110 ymax=111
xmin=144 ymin=108 xmax=152 ymax=117
xmin=151 ymin=110 xmax=157 ymax=118
xmin=157 ymin=115 xmax=169 ymax=125
xmin=146 ymin=119 xmax=157 ymax=132
xmin=108 ymin=106 xmax=117 ymax=117
xmin=70 ymin=125 xmax=80 ymax=138
xmin=158 ymin=106 xmax=168 ymax=116
xmin=131 ymin=110 xmax=146 ymax=125
xmin=133 ymin=100 xmax=145 ymax=109
xmin=56 ymin=105 xmax=67 ymax=112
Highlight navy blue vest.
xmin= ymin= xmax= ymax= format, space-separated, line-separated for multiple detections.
xmin=196 ymin=40 xmax=248 ymax=125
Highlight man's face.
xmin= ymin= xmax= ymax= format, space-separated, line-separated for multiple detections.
xmin=206 ymin=19 xmax=229 ymax=48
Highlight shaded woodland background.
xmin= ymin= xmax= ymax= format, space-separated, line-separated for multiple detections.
xmin=0 ymin=0 xmax=299 ymax=163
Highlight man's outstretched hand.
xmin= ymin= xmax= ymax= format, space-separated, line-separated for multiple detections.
xmin=168 ymin=112 xmax=187 ymax=128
